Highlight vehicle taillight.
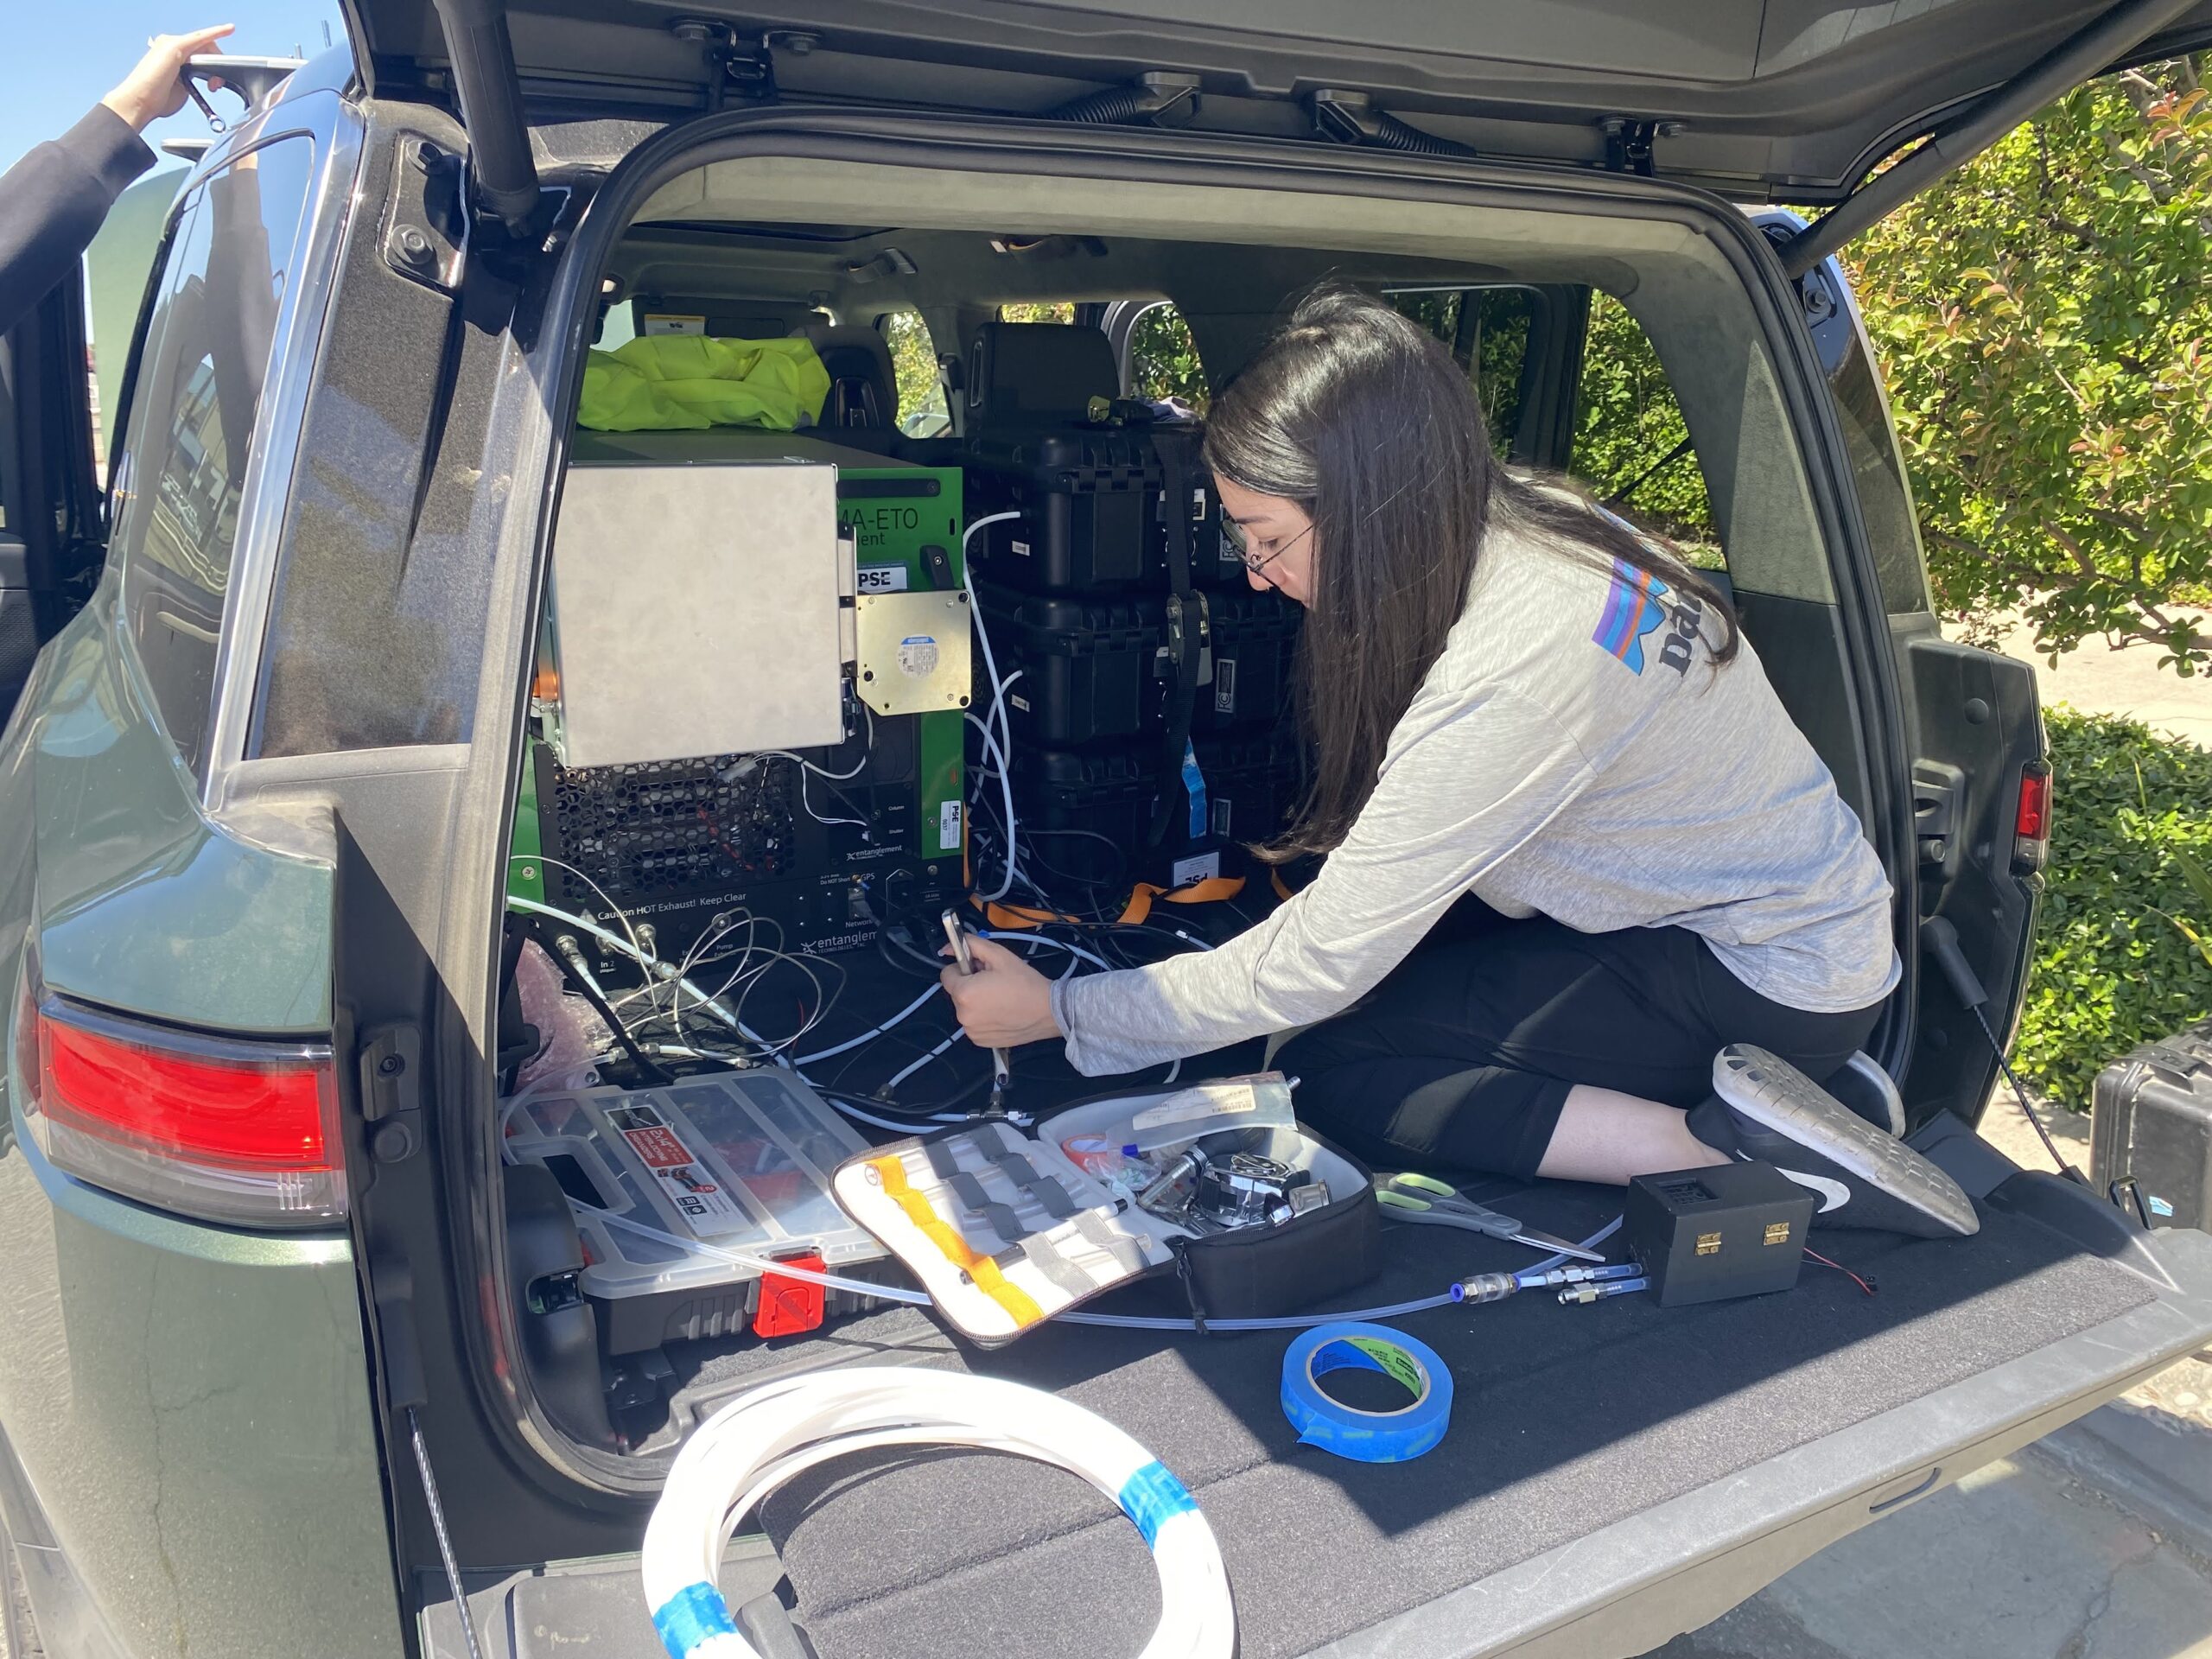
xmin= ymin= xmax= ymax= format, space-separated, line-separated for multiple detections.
xmin=19 ymin=983 xmax=345 ymax=1228
xmin=2013 ymin=761 xmax=2052 ymax=872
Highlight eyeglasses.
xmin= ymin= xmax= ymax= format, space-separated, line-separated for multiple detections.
xmin=1218 ymin=506 xmax=1313 ymax=575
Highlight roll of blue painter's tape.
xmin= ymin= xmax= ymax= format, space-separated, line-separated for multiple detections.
xmin=1280 ymin=1321 xmax=1453 ymax=1463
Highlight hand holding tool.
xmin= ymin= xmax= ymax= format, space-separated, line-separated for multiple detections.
xmin=1375 ymin=1173 xmax=1606 ymax=1262
xmin=942 ymin=908 xmax=1012 ymax=1114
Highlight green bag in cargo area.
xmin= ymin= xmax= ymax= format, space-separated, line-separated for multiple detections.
xmin=577 ymin=334 xmax=832 ymax=432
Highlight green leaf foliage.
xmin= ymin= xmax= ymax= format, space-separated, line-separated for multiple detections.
xmin=2014 ymin=708 xmax=2212 ymax=1105
xmin=1129 ymin=303 xmax=1210 ymax=412
xmin=1844 ymin=58 xmax=2212 ymax=675
xmin=1573 ymin=293 xmax=1718 ymax=549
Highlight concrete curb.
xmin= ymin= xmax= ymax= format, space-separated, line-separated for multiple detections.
xmin=2026 ymin=1390 xmax=2212 ymax=1560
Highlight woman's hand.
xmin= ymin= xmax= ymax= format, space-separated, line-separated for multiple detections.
xmin=104 ymin=25 xmax=235 ymax=132
xmin=939 ymin=936 xmax=1062 ymax=1048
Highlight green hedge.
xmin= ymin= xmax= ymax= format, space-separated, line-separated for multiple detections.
xmin=2014 ymin=708 xmax=2212 ymax=1107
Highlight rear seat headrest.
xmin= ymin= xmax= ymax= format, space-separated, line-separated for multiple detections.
xmin=967 ymin=321 xmax=1118 ymax=427
xmin=796 ymin=322 xmax=899 ymax=432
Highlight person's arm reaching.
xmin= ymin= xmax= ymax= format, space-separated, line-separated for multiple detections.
xmin=1046 ymin=686 xmax=1594 ymax=1072
xmin=0 ymin=25 xmax=233 ymax=337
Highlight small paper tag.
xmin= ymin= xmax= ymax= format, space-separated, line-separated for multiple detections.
xmin=1171 ymin=851 xmax=1220 ymax=887
xmin=939 ymin=798 xmax=963 ymax=851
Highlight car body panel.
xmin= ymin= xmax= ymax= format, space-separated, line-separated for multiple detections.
xmin=0 ymin=1104 xmax=398 ymax=1659
xmin=17 ymin=605 xmax=332 ymax=1035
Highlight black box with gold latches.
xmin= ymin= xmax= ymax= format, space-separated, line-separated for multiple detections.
xmin=1624 ymin=1161 xmax=1815 ymax=1307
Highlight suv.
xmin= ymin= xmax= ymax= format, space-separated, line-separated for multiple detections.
xmin=3 ymin=6 xmax=2212 ymax=1659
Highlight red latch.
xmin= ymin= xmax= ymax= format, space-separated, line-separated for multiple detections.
xmin=753 ymin=1253 xmax=827 ymax=1338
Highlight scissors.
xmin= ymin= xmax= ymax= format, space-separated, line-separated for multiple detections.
xmin=1374 ymin=1173 xmax=1606 ymax=1262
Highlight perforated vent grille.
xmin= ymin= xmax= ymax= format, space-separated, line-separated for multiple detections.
xmin=542 ymin=753 xmax=797 ymax=900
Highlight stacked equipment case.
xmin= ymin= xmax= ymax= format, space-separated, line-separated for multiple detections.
xmin=960 ymin=323 xmax=1305 ymax=890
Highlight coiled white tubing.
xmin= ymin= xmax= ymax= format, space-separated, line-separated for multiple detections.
xmin=641 ymin=1367 xmax=1235 ymax=1659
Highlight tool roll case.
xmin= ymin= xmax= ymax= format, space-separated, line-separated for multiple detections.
xmin=2093 ymin=1017 xmax=2212 ymax=1232
xmin=832 ymin=1077 xmax=1384 ymax=1345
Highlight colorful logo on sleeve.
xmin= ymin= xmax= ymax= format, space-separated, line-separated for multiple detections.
xmin=1592 ymin=558 xmax=1671 ymax=673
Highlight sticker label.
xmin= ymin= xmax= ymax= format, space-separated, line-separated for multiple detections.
xmin=1342 ymin=1336 xmax=1427 ymax=1400
xmin=898 ymin=634 xmax=939 ymax=677
xmin=857 ymin=564 xmax=909 ymax=594
xmin=642 ymin=313 xmax=706 ymax=335
xmin=1008 ymin=693 xmax=1031 ymax=712
xmin=1172 ymin=851 xmax=1220 ymax=887
xmin=939 ymin=798 xmax=963 ymax=851
xmin=604 ymin=1102 xmax=743 ymax=1224
xmin=1212 ymin=657 xmax=1237 ymax=715
xmin=1191 ymin=486 xmax=1208 ymax=521
xmin=1009 ymin=539 xmax=1032 ymax=557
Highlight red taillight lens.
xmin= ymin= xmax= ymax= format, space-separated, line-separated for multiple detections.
xmin=22 ymin=993 xmax=344 ymax=1228
xmin=2013 ymin=762 xmax=2052 ymax=871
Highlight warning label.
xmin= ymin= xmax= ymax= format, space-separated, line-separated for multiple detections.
xmin=604 ymin=1102 xmax=745 ymax=1227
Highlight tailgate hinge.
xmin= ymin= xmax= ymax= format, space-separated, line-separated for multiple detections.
xmin=1599 ymin=117 xmax=1681 ymax=175
xmin=671 ymin=17 xmax=791 ymax=107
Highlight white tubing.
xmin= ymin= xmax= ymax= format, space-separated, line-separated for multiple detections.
xmin=883 ymin=1028 xmax=963 ymax=1092
xmin=790 ymin=981 xmax=942 ymax=1065
xmin=963 ymin=511 xmax=1023 ymax=901
xmin=640 ymin=1369 xmax=1234 ymax=1659
xmin=978 ymin=928 xmax=1115 ymax=971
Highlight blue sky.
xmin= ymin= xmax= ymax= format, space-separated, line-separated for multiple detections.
xmin=2 ymin=3 xmax=346 ymax=176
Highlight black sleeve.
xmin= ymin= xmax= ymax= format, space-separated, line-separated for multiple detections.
xmin=0 ymin=105 xmax=156 ymax=338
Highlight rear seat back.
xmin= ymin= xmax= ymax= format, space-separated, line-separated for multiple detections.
xmin=796 ymin=322 xmax=900 ymax=449
xmin=965 ymin=321 xmax=1119 ymax=431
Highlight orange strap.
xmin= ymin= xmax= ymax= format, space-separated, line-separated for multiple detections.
xmin=1117 ymin=875 xmax=1245 ymax=927
xmin=868 ymin=1155 xmax=1043 ymax=1326
xmin=970 ymin=896 xmax=1087 ymax=931
xmin=1271 ymin=869 xmax=1294 ymax=903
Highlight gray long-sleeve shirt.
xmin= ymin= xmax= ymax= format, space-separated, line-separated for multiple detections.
xmin=1050 ymin=517 xmax=1900 ymax=1076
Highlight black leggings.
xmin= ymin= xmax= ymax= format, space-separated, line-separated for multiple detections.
xmin=1278 ymin=898 xmax=1883 ymax=1180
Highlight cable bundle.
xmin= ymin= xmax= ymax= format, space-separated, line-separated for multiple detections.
xmin=640 ymin=1367 xmax=1235 ymax=1659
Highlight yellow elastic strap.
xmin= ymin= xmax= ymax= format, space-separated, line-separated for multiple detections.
xmin=868 ymin=1156 xmax=1044 ymax=1326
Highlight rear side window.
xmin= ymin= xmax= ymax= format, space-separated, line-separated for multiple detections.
xmin=880 ymin=309 xmax=950 ymax=437
xmin=1127 ymin=302 xmax=1208 ymax=413
xmin=1573 ymin=294 xmax=1722 ymax=568
xmin=1388 ymin=286 xmax=1535 ymax=456
xmin=110 ymin=137 xmax=316 ymax=776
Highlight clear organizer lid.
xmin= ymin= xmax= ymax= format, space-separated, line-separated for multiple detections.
xmin=504 ymin=1071 xmax=882 ymax=1300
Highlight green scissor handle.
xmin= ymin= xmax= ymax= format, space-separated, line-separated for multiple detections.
xmin=1388 ymin=1172 xmax=1459 ymax=1199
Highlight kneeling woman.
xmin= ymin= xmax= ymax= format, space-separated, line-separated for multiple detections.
xmin=944 ymin=288 xmax=1972 ymax=1238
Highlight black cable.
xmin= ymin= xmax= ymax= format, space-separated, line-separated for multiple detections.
xmin=1971 ymin=1004 xmax=2082 ymax=1181
xmin=409 ymin=1407 xmax=488 ymax=1659
xmin=517 ymin=918 xmax=674 ymax=1084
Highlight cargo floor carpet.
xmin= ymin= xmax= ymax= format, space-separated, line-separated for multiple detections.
xmin=668 ymin=1177 xmax=2154 ymax=1659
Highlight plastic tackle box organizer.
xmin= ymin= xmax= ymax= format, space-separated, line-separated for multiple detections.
xmin=505 ymin=1071 xmax=888 ymax=1352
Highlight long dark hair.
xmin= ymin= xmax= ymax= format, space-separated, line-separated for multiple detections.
xmin=1203 ymin=285 xmax=1738 ymax=863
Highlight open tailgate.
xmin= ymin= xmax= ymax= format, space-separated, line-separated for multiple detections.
xmin=419 ymin=1150 xmax=2212 ymax=1659
xmin=345 ymin=0 xmax=2212 ymax=199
